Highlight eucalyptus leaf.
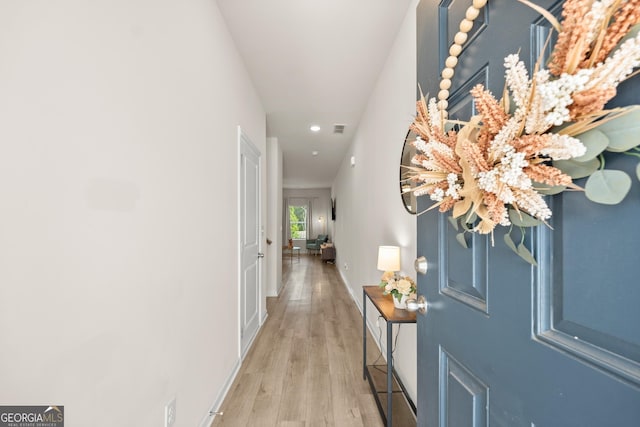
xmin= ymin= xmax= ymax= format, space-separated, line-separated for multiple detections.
xmin=444 ymin=122 xmax=456 ymax=132
xmin=466 ymin=212 xmax=478 ymax=224
xmin=637 ymin=162 xmax=640 ymax=181
xmin=517 ymin=242 xmax=538 ymax=266
xmin=456 ymin=232 xmax=469 ymax=249
xmin=506 ymin=94 xmax=517 ymax=115
xmin=584 ymin=169 xmax=632 ymax=205
xmin=504 ymin=232 xmax=518 ymax=253
xmin=573 ymin=129 xmax=609 ymax=161
xmin=461 ymin=220 xmax=474 ymax=232
xmin=508 ymin=209 xmax=543 ymax=227
xmin=594 ymin=108 xmax=640 ymax=153
xmin=554 ymin=158 xmax=600 ymax=179
xmin=448 ymin=216 xmax=459 ymax=231
xmin=533 ymin=181 xmax=566 ymax=195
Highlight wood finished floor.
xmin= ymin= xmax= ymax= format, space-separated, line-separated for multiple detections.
xmin=211 ymin=255 xmax=384 ymax=427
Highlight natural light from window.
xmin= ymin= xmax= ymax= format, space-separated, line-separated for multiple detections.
xmin=289 ymin=205 xmax=307 ymax=239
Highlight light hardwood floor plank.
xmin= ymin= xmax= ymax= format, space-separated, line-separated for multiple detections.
xmin=211 ymin=255 xmax=383 ymax=427
xmin=212 ymin=372 xmax=264 ymax=427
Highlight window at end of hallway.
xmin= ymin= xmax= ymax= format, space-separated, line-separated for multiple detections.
xmin=289 ymin=205 xmax=307 ymax=239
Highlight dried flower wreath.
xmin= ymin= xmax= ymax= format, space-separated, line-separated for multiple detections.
xmin=407 ymin=0 xmax=640 ymax=264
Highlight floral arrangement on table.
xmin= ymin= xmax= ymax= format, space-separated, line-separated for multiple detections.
xmin=406 ymin=0 xmax=640 ymax=264
xmin=379 ymin=271 xmax=417 ymax=303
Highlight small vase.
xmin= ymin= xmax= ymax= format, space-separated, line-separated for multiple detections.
xmin=393 ymin=294 xmax=409 ymax=309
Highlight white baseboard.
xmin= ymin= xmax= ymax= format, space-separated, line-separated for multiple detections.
xmin=199 ymin=312 xmax=267 ymax=427
xmin=199 ymin=275 xmax=386 ymax=427
xmin=338 ymin=270 xmax=387 ymax=361
xmin=241 ymin=317 xmax=264 ymax=360
xmin=198 ymin=357 xmax=241 ymax=427
xmin=338 ymin=269 xmax=352 ymax=299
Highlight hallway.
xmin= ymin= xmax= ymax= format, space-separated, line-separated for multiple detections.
xmin=211 ymin=255 xmax=385 ymax=427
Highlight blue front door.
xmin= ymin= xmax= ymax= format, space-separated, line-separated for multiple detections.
xmin=416 ymin=0 xmax=640 ymax=425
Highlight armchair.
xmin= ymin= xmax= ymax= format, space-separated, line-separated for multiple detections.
xmin=306 ymin=234 xmax=328 ymax=255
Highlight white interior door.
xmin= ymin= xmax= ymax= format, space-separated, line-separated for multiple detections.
xmin=239 ymin=127 xmax=261 ymax=358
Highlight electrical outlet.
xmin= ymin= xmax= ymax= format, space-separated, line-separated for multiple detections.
xmin=165 ymin=397 xmax=176 ymax=427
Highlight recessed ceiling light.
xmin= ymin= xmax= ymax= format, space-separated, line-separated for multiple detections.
xmin=312 ymin=151 xmax=319 ymax=156
xmin=310 ymin=125 xmax=321 ymax=132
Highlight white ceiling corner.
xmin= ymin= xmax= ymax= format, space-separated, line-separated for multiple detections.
xmin=216 ymin=0 xmax=413 ymax=188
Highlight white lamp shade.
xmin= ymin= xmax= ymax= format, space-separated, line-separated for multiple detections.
xmin=377 ymin=246 xmax=400 ymax=272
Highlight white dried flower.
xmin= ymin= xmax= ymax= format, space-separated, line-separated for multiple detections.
xmin=504 ymin=54 xmax=531 ymax=111
xmin=535 ymin=69 xmax=591 ymax=127
xmin=423 ymin=140 xmax=456 ymax=161
xmin=477 ymin=169 xmax=498 ymax=193
xmin=419 ymin=158 xmax=442 ymax=171
xmin=497 ymin=209 xmax=511 ymax=227
xmin=582 ymin=0 xmax=614 ymax=50
xmin=586 ymin=33 xmax=640 ymax=91
xmin=430 ymin=188 xmax=445 ymax=202
xmin=428 ymin=98 xmax=442 ymax=128
xmin=513 ymin=188 xmax=552 ymax=220
xmin=488 ymin=117 xmax=521 ymax=162
xmin=497 ymin=146 xmax=531 ymax=189
xmin=414 ymin=136 xmax=458 ymax=173
xmin=525 ymin=70 xmax=549 ymax=134
xmin=445 ymin=173 xmax=462 ymax=199
xmin=413 ymin=136 xmax=428 ymax=152
xmin=415 ymin=173 xmax=446 ymax=185
xmin=541 ymin=134 xmax=586 ymax=160
xmin=496 ymin=185 xmax=516 ymax=205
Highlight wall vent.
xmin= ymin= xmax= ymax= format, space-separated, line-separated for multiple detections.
xmin=333 ymin=124 xmax=346 ymax=134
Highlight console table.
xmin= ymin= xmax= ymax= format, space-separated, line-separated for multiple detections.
xmin=362 ymin=286 xmax=416 ymax=426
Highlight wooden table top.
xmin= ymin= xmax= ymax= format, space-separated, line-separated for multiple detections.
xmin=363 ymin=285 xmax=416 ymax=323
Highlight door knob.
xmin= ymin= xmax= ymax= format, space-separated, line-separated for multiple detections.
xmin=257 ymin=252 xmax=265 ymax=258
xmin=414 ymin=256 xmax=428 ymax=275
xmin=406 ymin=295 xmax=428 ymax=315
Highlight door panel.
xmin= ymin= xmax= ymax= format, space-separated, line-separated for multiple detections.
xmin=441 ymin=215 xmax=489 ymax=313
xmin=416 ymin=0 xmax=640 ymax=426
xmin=439 ymin=348 xmax=488 ymax=427
xmin=239 ymin=128 xmax=261 ymax=358
xmin=536 ymin=151 xmax=640 ymax=384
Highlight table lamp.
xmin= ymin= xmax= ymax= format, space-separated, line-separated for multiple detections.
xmin=377 ymin=245 xmax=400 ymax=273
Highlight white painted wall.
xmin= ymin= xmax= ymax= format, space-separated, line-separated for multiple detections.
xmin=266 ymin=137 xmax=283 ymax=296
xmin=0 ymin=1 xmax=265 ymax=426
xmin=332 ymin=0 xmax=419 ymax=403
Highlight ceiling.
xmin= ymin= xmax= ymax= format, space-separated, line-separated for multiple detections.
xmin=216 ymin=0 xmax=413 ymax=189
